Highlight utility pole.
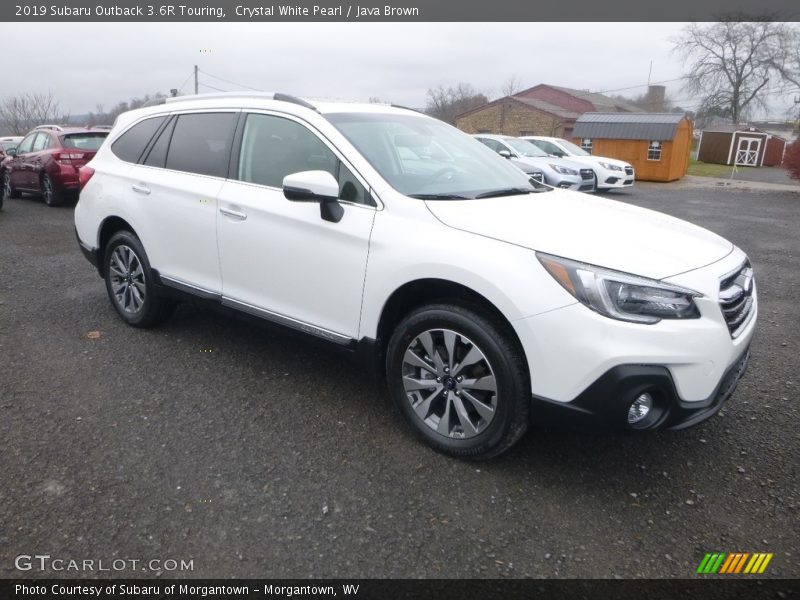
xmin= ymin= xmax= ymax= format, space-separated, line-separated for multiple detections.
xmin=194 ymin=65 xmax=198 ymax=95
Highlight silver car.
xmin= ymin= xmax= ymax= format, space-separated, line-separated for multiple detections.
xmin=474 ymin=134 xmax=596 ymax=192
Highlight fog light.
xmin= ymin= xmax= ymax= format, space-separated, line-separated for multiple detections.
xmin=627 ymin=393 xmax=653 ymax=425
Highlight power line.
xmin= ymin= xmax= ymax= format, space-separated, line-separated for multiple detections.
xmin=198 ymin=69 xmax=263 ymax=92
xmin=177 ymin=70 xmax=195 ymax=94
xmin=199 ymin=82 xmax=228 ymax=92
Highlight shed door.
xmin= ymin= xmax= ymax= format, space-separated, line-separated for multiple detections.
xmin=735 ymin=137 xmax=761 ymax=166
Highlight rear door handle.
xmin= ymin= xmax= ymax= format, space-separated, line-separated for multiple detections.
xmin=219 ymin=206 xmax=247 ymax=221
xmin=131 ymin=183 xmax=151 ymax=195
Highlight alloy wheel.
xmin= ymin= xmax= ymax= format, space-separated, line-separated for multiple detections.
xmin=108 ymin=245 xmax=146 ymax=314
xmin=401 ymin=328 xmax=498 ymax=439
xmin=42 ymin=175 xmax=54 ymax=205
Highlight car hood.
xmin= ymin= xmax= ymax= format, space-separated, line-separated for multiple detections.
xmin=516 ymin=156 xmax=588 ymax=172
xmin=579 ymin=155 xmax=631 ymax=169
xmin=425 ymin=189 xmax=733 ymax=280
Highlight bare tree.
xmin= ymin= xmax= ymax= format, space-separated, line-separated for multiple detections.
xmin=673 ymin=18 xmax=797 ymax=124
xmin=0 ymin=92 xmax=68 ymax=135
xmin=501 ymin=74 xmax=522 ymax=97
xmin=425 ymin=83 xmax=488 ymax=125
xmin=85 ymin=92 xmax=167 ymax=126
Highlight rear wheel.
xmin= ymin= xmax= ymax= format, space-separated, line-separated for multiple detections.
xmin=386 ymin=303 xmax=530 ymax=459
xmin=104 ymin=231 xmax=175 ymax=328
xmin=42 ymin=174 xmax=64 ymax=207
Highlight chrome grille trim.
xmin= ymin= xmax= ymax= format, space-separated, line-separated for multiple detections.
xmin=719 ymin=259 xmax=755 ymax=338
xmin=579 ymin=169 xmax=594 ymax=180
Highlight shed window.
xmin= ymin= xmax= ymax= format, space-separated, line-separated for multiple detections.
xmin=580 ymin=138 xmax=592 ymax=153
xmin=647 ymin=141 xmax=663 ymax=161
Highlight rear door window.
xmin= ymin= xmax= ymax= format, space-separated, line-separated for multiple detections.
xmin=31 ymin=133 xmax=49 ymax=152
xmin=165 ymin=112 xmax=237 ymax=178
xmin=111 ymin=116 xmax=167 ymax=163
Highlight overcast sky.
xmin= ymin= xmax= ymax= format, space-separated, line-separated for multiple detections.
xmin=1 ymin=22 xmax=794 ymax=117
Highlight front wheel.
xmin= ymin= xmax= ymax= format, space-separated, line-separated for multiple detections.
xmin=386 ymin=303 xmax=530 ymax=459
xmin=4 ymin=172 xmax=21 ymax=200
xmin=104 ymin=231 xmax=175 ymax=328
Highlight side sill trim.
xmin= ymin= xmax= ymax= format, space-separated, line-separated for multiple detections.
xmin=159 ymin=274 xmax=222 ymax=301
xmin=221 ymin=297 xmax=354 ymax=346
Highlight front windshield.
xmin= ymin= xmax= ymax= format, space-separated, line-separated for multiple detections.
xmin=504 ymin=138 xmax=548 ymax=158
xmin=557 ymin=138 xmax=591 ymax=156
xmin=326 ymin=112 xmax=546 ymax=199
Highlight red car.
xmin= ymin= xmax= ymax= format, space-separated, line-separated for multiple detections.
xmin=3 ymin=125 xmax=109 ymax=206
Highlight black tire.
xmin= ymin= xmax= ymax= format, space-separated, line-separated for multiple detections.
xmin=42 ymin=173 xmax=65 ymax=207
xmin=386 ymin=303 xmax=530 ymax=459
xmin=103 ymin=231 xmax=175 ymax=328
xmin=4 ymin=172 xmax=21 ymax=199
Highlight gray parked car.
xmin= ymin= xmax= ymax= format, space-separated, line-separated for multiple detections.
xmin=474 ymin=134 xmax=596 ymax=192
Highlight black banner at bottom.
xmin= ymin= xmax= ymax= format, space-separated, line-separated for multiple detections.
xmin=2 ymin=579 xmax=798 ymax=600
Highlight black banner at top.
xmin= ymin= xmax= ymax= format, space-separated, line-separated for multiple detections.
xmin=1 ymin=0 xmax=799 ymax=22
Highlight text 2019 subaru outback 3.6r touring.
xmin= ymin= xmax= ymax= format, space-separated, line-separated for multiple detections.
xmin=74 ymin=93 xmax=756 ymax=458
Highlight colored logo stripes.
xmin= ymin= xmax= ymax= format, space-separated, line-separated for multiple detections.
xmin=696 ymin=552 xmax=773 ymax=574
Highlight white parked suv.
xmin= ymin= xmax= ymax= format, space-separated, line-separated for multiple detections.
xmin=522 ymin=135 xmax=635 ymax=191
xmin=75 ymin=93 xmax=756 ymax=458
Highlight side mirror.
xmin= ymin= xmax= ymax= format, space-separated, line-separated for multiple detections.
xmin=282 ymin=170 xmax=343 ymax=223
xmin=498 ymin=150 xmax=512 ymax=159
xmin=6 ymin=148 xmax=16 ymax=156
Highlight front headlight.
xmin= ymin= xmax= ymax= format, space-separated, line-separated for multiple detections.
xmin=598 ymin=161 xmax=623 ymax=171
xmin=549 ymin=164 xmax=578 ymax=175
xmin=537 ymin=253 xmax=702 ymax=324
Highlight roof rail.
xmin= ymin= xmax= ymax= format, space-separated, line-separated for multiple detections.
xmin=34 ymin=124 xmax=64 ymax=132
xmin=164 ymin=91 xmax=317 ymax=111
xmin=141 ymin=97 xmax=167 ymax=107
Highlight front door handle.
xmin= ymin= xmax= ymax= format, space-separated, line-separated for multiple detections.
xmin=131 ymin=183 xmax=151 ymax=195
xmin=219 ymin=206 xmax=247 ymax=220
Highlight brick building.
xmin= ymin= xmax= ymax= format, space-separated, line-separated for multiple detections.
xmin=455 ymin=84 xmax=641 ymax=138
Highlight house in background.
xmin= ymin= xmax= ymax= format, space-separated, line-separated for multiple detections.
xmin=572 ymin=113 xmax=692 ymax=182
xmin=455 ymin=83 xmax=642 ymax=138
xmin=697 ymin=125 xmax=787 ymax=167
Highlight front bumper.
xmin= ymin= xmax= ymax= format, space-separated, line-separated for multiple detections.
xmin=549 ymin=173 xmax=596 ymax=193
xmin=594 ymin=165 xmax=635 ymax=189
xmin=529 ymin=346 xmax=750 ymax=431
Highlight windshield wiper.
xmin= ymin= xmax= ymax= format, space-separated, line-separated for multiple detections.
xmin=473 ymin=187 xmax=535 ymax=199
xmin=408 ymin=193 xmax=472 ymax=200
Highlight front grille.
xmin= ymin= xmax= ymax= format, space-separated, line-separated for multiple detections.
xmin=719 ymin=260 xmax=755 ymax=338
xmin=624 ymin=166 xmax=634 ymax=176
xmin=529 ymin=172 xmax=544 ymax=183
xmin=580 ymin=168 xmax=594 ymax=180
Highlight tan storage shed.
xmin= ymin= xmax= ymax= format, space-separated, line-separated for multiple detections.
xmin=572 ymin=113 xmax=692 ymax=182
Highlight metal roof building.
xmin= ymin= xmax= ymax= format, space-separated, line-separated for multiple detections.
xmin=571 ymin=112 xmax=693 ymax=182
xmin=573 ymin=113 xmax=687 ymax=141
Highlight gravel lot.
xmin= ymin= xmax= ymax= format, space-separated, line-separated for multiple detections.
xmin=0 ymin=183 xmax=798 ymax=579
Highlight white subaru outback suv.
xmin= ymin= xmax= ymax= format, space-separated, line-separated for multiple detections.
xmin=74 ymin=93 xmax=756 ymax=458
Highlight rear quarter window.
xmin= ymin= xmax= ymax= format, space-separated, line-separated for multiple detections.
xmin=111 ymin=116 xmax=167 ymax=163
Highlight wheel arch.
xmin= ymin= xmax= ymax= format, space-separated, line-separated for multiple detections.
xmin=96 ymin=216 xmax=139 ymax=277
xmin=374 ymin=278 xmax=530 ymax=380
